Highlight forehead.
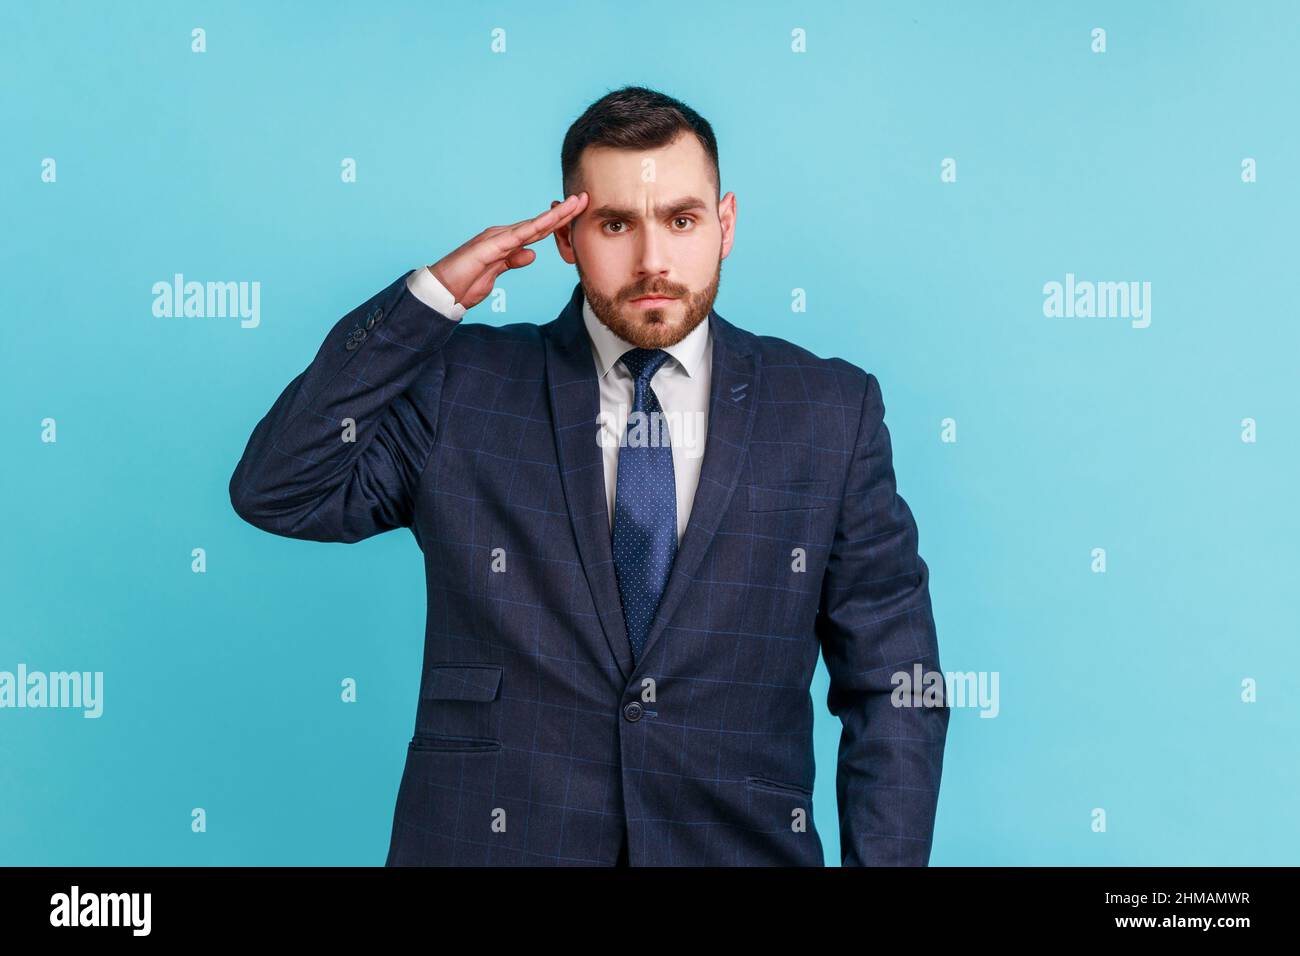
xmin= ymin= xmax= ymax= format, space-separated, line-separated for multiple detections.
xmin=577 ymin=132 xmax=713 ymax=198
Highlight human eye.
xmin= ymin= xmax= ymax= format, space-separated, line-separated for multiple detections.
xmin=671 ymin=216 xmax=696 ymax=231
xmin=602 ymin=220 xmax=627 ymax=234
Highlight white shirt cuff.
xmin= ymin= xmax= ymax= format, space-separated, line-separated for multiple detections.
xmin=405 ymin=266 xmax=466 ymax=321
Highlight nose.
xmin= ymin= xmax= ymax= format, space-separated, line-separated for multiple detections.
xmin=633 ymin=226 xmax=670 ymax=283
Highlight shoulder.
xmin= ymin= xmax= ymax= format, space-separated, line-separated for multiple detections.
xmin=737 ymin=323 xmax=876 ymax=414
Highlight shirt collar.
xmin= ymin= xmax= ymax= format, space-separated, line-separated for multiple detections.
xmin=582 ymin=293 xmax=711 ymax=380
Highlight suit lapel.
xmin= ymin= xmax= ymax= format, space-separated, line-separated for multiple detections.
xmin=635 ymin=304 xmax=758 ymax=670
xmin=544 ymin=284 xmax=635 ymax=679
xmin=542 ymin=283 xmax=760 ymax=681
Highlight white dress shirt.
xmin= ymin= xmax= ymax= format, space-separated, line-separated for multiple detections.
xmin=405 ymin=267 xmax=712 ymax=543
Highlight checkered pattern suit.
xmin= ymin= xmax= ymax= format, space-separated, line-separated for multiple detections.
xmin=229 ymin=271 xmax=950 ymax=866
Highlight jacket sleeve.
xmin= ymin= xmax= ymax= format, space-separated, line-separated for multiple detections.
xmin=815 ymin=371 xmax=949 ymax=866
xmin=228 ymin=271 xmax=459 ymax=544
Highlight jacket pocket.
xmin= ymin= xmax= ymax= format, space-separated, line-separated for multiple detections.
xmin=420 ymin=663 xmax=503 ymax=702
xmin=409 ymin=732 xmax=501 ymax=753
xmin=745 ymin=775 xmax=813 ymax=797
xmin=747 ymin=480 xmax=831 ymax=512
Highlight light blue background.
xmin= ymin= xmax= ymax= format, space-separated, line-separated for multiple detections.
xmin=3 ymin=0 xmax=1296 ymax=865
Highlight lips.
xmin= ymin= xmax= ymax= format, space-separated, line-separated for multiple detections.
xmin=631 ymin=295 xmax=677 ymax=303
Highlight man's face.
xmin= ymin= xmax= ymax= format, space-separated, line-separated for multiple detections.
xmin=553 ymin=132 xmax=736 ymax=350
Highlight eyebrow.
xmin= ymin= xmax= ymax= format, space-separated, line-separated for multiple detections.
xmin=588 ymin=197 xmax=710 ymax=221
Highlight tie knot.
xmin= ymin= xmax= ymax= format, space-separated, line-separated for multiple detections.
xmin=619 ymin=347 xmax=671 ymax=384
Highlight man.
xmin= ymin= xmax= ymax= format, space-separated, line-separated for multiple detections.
xmin=229 ymin=86 xmax=949 ymax=866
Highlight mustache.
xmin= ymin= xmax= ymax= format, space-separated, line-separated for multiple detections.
xmin=624 ymin=287 xmax=685 ymax=300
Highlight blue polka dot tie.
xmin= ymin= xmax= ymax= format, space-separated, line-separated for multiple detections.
xmin=611 ymin=347 xmax=677 ymax=665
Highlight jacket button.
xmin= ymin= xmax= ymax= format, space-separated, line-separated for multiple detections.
xmin=345 ymin=337 xmax=359 ymax=351
xmin=623 ymin=701 xmax=642 ymax=722
xmin=365 ymin=313 xmax=375 ymax=330
xmin=353 ymin=327 xmax=367 ymax=343
xmin=373 ymin=306 xmax=384 ymax=323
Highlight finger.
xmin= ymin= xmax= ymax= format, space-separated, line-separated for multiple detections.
xmin=461 ymin=217 xmax=536 ymax=254
xmin=486 ymin=193 xmax=587 ymax=257
xmin=476 ymin=193 xmax=586 ymax=257
xmin=479 ymin=247 xmax=534 ymax=285
xmin=505 ymin=247 xmax=536 ymax=268
xmin=474 ymin=222 xmax=522 ymax=242
xmin=543 ymin=191 xmax=588 ymax=233
xmin=465 ymin=247 xmax=535 ymax=299
xmin=476 ymin=193 xmax=588 ymax=248
xmin=546 ymin=192 xmax=589 ymax=233
xmin=462 ymin=249 xmax=534 ymax=305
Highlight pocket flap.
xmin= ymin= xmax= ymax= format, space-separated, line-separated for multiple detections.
xmin=745 ymin=774 xmax=813 ymax=797
xmin=420 ymin=664 xmax=503 ymax=702
xmin=747 ymin=479 xmax=831 ymax=512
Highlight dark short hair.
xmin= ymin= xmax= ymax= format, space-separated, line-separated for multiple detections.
xmin=561 ymin=85 xmax=720 ymax=200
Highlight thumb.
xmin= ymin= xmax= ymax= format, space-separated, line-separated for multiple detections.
xmin=505 ymin=248 xmax=536 ymax=269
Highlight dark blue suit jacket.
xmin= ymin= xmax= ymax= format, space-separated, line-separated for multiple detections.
xmin=229 ymin=272 xmax=949 ymax=866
